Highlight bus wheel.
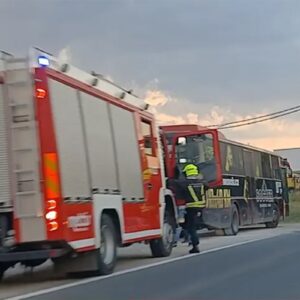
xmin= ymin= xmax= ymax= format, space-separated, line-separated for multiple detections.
xmin=265 ymin=204 xmax=280 ymax=228
xmin=150 ymin=211 xmax=174 ymax=257
xmin=224 ymin=205 xmax=239 ymax=236
xmin=96 ymin=214 xmax=117 ymax=275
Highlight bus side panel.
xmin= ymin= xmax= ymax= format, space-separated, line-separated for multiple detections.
xmin=253 ymin=178 xmax=283 ymax=223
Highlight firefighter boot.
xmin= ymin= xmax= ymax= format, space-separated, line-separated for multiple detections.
xmin=189 ymin=246 xmax=200 ymax=254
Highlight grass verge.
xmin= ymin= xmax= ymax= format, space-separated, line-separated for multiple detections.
xmin=284 ymin=191 xmax=300 ymax=223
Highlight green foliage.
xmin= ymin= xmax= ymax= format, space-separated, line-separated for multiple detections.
xmin=284 ymin=192 xmax=300 ymax=223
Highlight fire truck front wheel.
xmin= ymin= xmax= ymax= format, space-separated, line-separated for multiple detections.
xmin=97 ymin=214 xmax=117 ymax=275
xmin=0 ymin=265 xmax=7 ymax=281
xmin=150 ymin=211 xmax=174 ymax=257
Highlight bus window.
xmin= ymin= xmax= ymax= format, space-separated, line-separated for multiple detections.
xmin=253 ymin=151 xmax=262 ymax=177
xmin=220 ymin=142 xmax=244 ymax=175
xmin=243 ymin=150 xmax=254 ymax=177
xmin=261 ymin=152 xmax=272 ymax=178
xmin=271 ymin=155 xmax=281 ymax=179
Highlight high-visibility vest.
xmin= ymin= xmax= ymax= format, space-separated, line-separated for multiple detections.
xmin=186 ymin=183 xmax=206 ymax=208
xmin=167 ymin=178 xmax=206 ymax=208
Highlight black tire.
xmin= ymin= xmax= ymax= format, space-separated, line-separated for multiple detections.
xmin=96 ymin=214 xmax=117 ymax=275
xmin=224 ymin=205 xmax=239 ymax=236
xmin=265 ymin=203 xmax=280 ymax=228
xmin=0 ymin=265 xmax=7 ymax=282
xmin=150 ymin=211 xmax=174 ymax=257
xmin=23 ymin=259 xmax=47 ymax=268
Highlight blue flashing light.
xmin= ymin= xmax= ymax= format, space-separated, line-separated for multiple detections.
xmin=38 ymin=55 xmax=50 ymax=67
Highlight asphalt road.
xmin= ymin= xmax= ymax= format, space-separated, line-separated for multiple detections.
xmin=5 ymin=225 xmax=300 ymax=300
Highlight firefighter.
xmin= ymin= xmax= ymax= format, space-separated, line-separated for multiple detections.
xmin=182 ymin=163 xmax=205 ymax=254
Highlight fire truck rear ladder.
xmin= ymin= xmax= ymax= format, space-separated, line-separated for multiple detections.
xmin=2 ymin=56 xmax=45 ymax=241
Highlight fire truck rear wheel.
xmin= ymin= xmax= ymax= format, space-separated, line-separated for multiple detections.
xmin=0 ymin=265 xmax=6 ymax=282
xmin=149 ymin=211 xmax=174 ymax=257
xmin=97 ymin=214 xmax=117 ymax=275
xmin=224 ymin=205 xmax=239 ymax=236
xmin=265 ymin=203 xmax=280 ymax=228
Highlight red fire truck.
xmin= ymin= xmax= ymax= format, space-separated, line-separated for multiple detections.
xmin=0 ymin=49 xmax=196 ymax=279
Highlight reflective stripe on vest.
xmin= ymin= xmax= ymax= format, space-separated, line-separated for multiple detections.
xmin=186 ymin=185 xmax=205 ymax=208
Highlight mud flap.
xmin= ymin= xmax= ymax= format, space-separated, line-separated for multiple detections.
xmin=53 ymin=250 xmax=99 ymax=275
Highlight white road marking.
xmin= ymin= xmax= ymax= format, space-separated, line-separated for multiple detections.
xmin=6 ymin=234 xmax=279 ymax=300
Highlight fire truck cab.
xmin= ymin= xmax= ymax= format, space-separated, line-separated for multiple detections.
xmin=0 ymin=49 xmax=177 ymax=279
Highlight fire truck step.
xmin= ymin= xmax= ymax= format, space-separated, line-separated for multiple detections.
xmin=6 ymin=81 xmax=28 ymax=86
xmin=12 ymin=147 xmax=33 ymax=152
xmin=11 ymin=114 xmax=31 ymax=122
xmin=16 ymin=191 xmax=36 ymax=196
xmin=5 ymin=57 xmax=28 ymax=64
xmin=9 ymin=102 xmax=29 ymax=107
xmin=14 ymin=169 xmax=34 ymax=174
xmin=11 ymin=123 xmax=31 ymax=129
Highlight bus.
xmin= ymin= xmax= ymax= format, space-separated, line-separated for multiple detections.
xmin=160 ymin=124 xmax=289 ymax=235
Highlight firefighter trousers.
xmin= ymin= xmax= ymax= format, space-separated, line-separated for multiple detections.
xmin=186 ymin=207 xmax=200 ymax=247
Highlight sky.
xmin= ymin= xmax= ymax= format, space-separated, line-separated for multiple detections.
xmin=1 ymin=0 xmax=300 ymax=150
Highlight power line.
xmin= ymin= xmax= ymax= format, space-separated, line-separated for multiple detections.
xmin=219 ymin=107 xmax=300 ymax=130
xmin=209 ymin=104 xmax=300 ymax=128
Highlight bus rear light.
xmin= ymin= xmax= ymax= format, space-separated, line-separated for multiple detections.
xmin=47 ymin=221 xmax=58 ymax=232
xmin=45 ymin=210 xmax=57 ymax=221
xmin=46 ymin=199 xmax=57 ymax=210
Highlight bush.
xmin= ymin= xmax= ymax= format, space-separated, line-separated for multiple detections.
xmin=284 ymin=191 xmax=300 ymax=223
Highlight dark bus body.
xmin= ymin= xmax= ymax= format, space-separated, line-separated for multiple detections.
xmin=160 ymin=124 xmax=289 ymax=235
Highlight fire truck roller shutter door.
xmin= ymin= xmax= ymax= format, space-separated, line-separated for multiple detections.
xmin=49 ymin=80 xmax=90 ymax=200
xmin=110 ymin=105 xmax=144 ymax=201
xmin=80 ymin=93 xmax=118 ymax=193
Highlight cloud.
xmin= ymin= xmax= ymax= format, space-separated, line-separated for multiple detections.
xmin=145 ymin=90 xmax=170 ymax=107
xmin=57 ymin=47 xmax=72 ymax=64
xmin=1 ymin=1 xmax=299 ymax=151
xmin=143 ymin=88 xmax=300 ymax=150
xmin=155 ymin=113 xmax=186 ymax=125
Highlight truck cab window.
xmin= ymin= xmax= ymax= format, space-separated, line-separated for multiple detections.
xmin=175 ymin=134 xmax=217 ymax=182
xmin=141 ymin=120 xmax=154 ymax=156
